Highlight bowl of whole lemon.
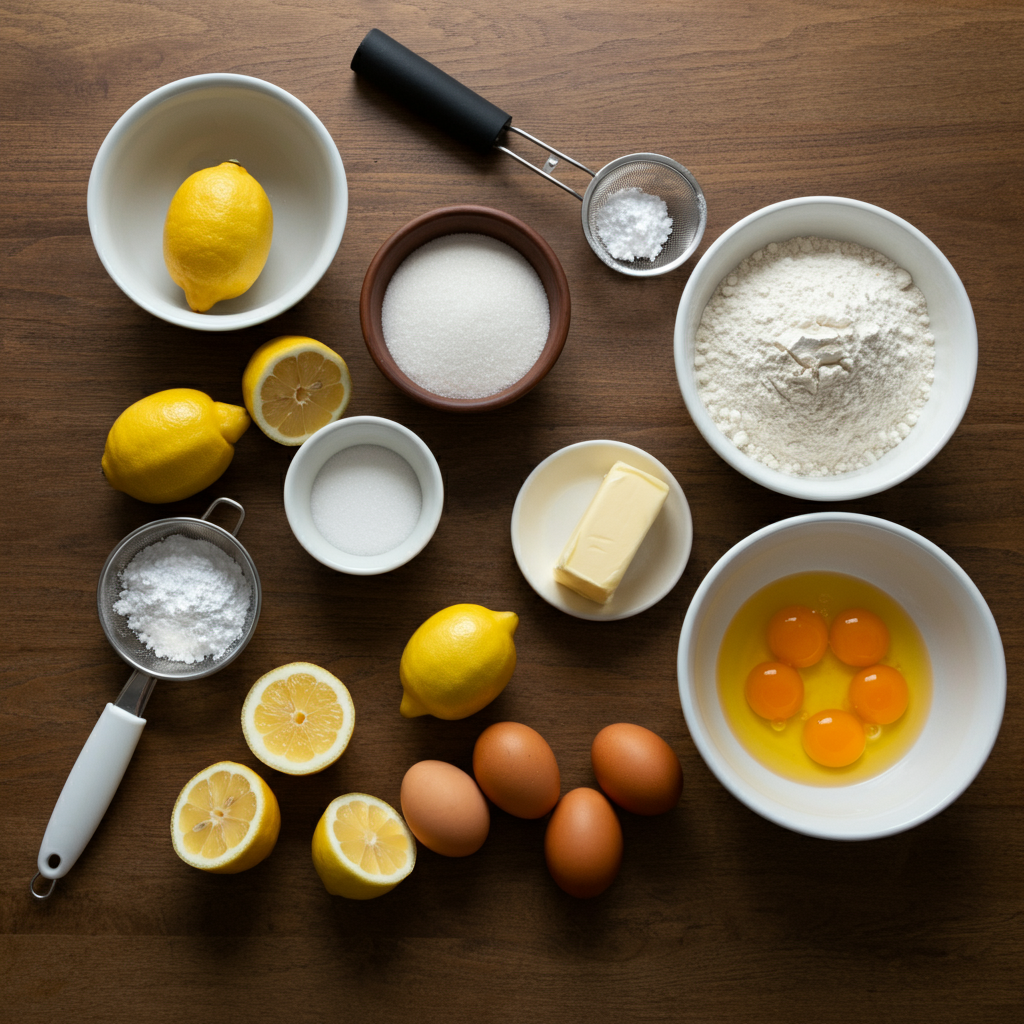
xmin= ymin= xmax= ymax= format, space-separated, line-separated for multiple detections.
xmin=88 ymin=74 xmax=347 ymax=331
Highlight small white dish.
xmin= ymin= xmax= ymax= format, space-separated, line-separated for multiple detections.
xmin=284 ymin=417 xmax=443 ymax=575
xmin=88 ymin=73 xmax=348 ymax=331
xmin=511 ymin=440 xmax=693 ymax=620
xmin=674 ymin=196 xmax=977 ymax=500
xmin=678 ymin=513 xmax=1006 ymax=840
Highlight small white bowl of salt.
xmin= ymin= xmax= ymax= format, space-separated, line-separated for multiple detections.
xmin=283 ymin=416 xmax=444 ymax=574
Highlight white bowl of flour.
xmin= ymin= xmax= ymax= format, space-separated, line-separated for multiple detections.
xmin=674 ymin=197 xmax=977 ymax=500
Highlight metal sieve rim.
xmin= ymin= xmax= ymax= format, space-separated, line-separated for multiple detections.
xmin=581 ymin=153 xmax=708 ymax=278
xmin=96 ymin=504 xmax=262 ymax=682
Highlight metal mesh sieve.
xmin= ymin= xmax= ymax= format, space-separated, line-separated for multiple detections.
xmin=31 ymin=498 xmax=263 ymax=898
xmin=96 ymin=497 xmax=262 ymax=682
xmin=351 ymin=31 xmax=708 ymax=278
xmin=582 ymin=154 xmax=708 ymax=277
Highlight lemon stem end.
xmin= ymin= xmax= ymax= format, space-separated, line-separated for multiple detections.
xmin=216 ymin=403 xmax=251 ymax=444
xmin=494 ymin=611 xmax=519 ymax=635
xmin=399 ymin=691 xmax=427 ymax=718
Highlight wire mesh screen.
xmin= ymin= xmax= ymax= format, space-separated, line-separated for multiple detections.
xmin=583 ymin=155 xmax=707 ymax=274
xmin=96 ymin=518 xmax=261 ymax=681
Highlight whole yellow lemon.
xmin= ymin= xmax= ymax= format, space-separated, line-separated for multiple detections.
xmin=101 ymin=388 xmax=250 ymax=503
xmin=399 ymin=604 xmax=518 ymax=720
xmin=163 ymin=161 xmax=273 ymax=313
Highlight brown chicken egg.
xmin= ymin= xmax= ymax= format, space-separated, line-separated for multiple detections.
xmin=473 ymin=721 xmax=561 ymax=819
xmin=399 ymin=760 xmax=490 ymax=857
xmin=591 ymin=723 xmax=683 ymax=815
xmin=544 ymin=787 xmax=623 ymax=898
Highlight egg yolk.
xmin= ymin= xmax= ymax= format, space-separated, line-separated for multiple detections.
xmin=829 ymin=608 xmax=890 ymax=666
xmin=849 ymin=665 xmax=909 ymax=725
xmin=767 ymin=605 xmax=829 ymax=668
xmin=745 ymin=662 xmax=804 ymax=721
xmin=802 ymin=709 xmax=865 ymax=767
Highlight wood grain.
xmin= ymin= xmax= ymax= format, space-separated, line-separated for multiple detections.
xmin=1 ymin=2 xmax=1021 ymax=1022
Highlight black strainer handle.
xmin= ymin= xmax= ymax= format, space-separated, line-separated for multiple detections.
xmin=351 ymin=28 xmax=511 ymax=152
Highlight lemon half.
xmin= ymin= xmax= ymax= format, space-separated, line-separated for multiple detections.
xmin=163 ymin=161 xmax=273 ymax=313
xmin=311 ymin=793 xmax=416 ymax=899
xmin=242 ymin=335 xmax=352 ymax=445
xmin=170 ymin=761 xmax=280 ymax=873
xmin=241 ymin=662 xmax=355 ymax=776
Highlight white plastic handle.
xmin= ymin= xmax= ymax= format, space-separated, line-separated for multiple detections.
xmin=36 ymin=703 xmax=146 ymax=880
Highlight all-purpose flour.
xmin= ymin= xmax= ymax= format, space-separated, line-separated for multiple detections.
xmin=695 ymin=236 xmax=935 ymax=476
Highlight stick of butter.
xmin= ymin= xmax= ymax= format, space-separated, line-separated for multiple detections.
xmin=553 ymin=460 xmax=669 ymax=604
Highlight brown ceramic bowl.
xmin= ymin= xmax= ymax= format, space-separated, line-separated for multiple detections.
xmin=359 ymin=205 xmax=571 ymax=412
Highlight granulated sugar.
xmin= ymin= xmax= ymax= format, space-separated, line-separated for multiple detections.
xmin=596 ymin=187 xmax=673 ymax=261
xmin=381 ymin=233 xmax=550 ymax=400
xmin=113 ymin=534 xmax=251 ymax=664
xmin=310 ymin=444 xmax=422 ymax=556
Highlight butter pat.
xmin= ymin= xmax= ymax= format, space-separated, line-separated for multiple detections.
xmin=554 ymin=460 xmax=669 ymax=604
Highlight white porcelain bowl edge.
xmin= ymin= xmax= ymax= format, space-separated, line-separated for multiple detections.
xmin=283 ymin=416 xmax=444 ymax=575
xmin=678 ymin=513 xmax=1005 ymax=840
xmin=674 ymin=197 xmax=978 ymax=501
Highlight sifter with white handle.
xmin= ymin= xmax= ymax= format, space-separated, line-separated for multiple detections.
xmin=31 ymin=498 xmax=261 ymax=899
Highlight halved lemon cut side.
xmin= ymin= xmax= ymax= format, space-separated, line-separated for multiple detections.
xmin=241 ymin=662 xmax=355 ymax=776
xmin=241 ymin=335 xmax=352 ymax=445
xmin=170 ymin=761 xmax=280 ymax=873
xmin=311 ymin=793 xmax=416 ymax=899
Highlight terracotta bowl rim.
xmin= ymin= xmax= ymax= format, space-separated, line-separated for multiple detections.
xmin=359 ymin=204 xmax=571 ymax=413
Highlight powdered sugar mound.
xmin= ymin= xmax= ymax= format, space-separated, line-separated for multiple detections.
xmin=381 ymin=234 xmax=550 ymax=400
xmin=113 ymin=534 xmax=251 ymax=664
xmin=695 ymin=236 xmax=935 ymax=476
xmin=595 ymin=187 xmax=673 ymax=261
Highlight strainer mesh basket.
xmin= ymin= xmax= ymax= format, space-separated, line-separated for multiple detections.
xmin=97 ymin=517 xmax=261 ymax=681
xmin=584 ymin=155 xmax=707 ymax=274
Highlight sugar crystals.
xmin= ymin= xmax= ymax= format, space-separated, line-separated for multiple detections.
xmin=381 ymin=234 xmax=550 ymax=400
xmin=310 ymin=444 xmax=422 ymax=556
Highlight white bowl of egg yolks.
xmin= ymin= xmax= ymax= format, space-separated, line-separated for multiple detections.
xmin=677 ymin=513 xmax=1005 ymax=841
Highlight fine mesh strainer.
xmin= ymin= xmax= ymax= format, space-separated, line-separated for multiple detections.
xmin=580 ymin=153 xmax=706 ymax=275
xmin=31 ymin=498 xmax=261 ymax=898
xmin=351 ymin=30 xmax=707 ymax=277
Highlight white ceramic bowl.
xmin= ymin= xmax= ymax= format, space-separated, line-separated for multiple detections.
xmin=88 ymin=74 xmax=348 ymax=331
xmin=678 ymin=513 xmax=1005 ymax=840
xmin=674 ymin=197 xmax=977 ymax=500
xmin=283 ymin=416 xmax=443 ymax=575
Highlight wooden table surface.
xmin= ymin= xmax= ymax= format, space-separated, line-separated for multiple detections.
xmin=2 ymin=2 xmax=1021 ymax=1021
